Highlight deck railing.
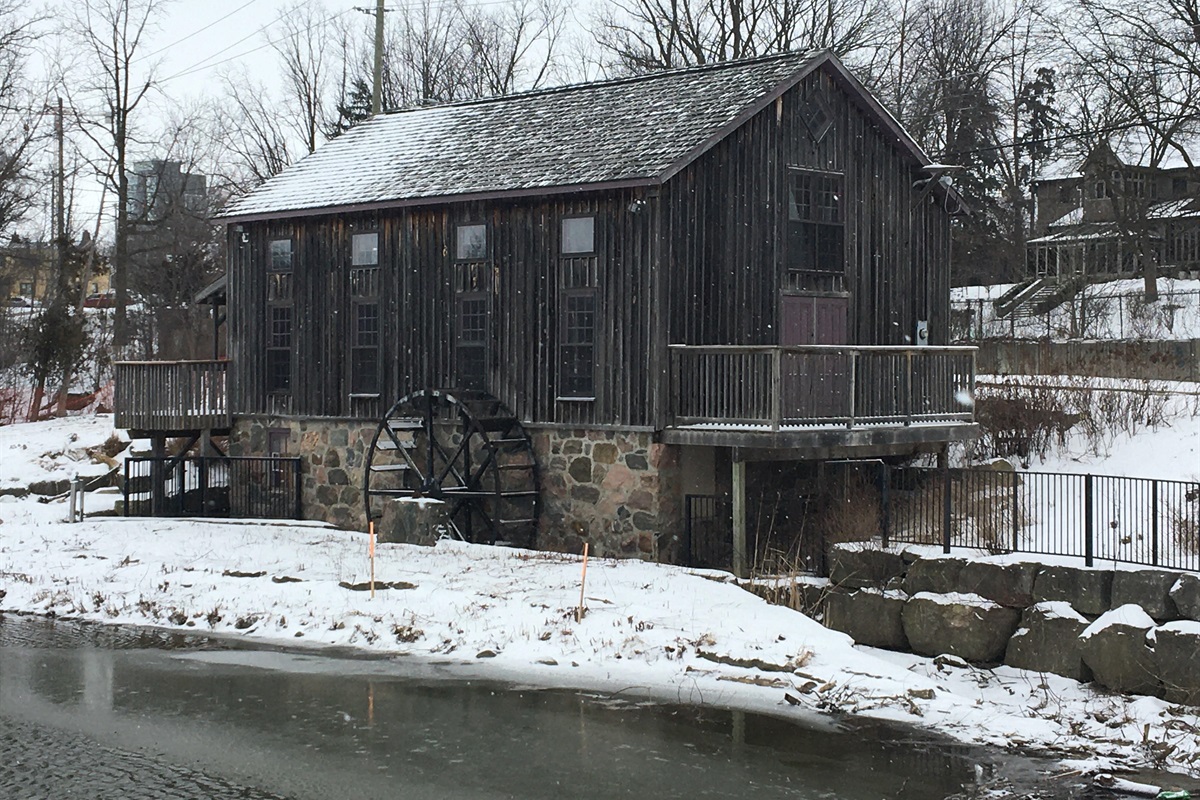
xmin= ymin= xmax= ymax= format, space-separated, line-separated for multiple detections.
xmin=668 ymin=345 xmax=976 ymax=429
xmin=114 ymin=360 xmax=230 ymax=432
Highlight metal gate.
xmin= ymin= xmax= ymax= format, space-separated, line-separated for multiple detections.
xmin=683 ymin=494 xmax=732 ymax=569
xmin=124 ymin=456 xmax=302 ymax=520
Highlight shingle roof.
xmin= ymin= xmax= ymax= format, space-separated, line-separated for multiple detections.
xmin=221 ymin=51 xmax=825 ymax=219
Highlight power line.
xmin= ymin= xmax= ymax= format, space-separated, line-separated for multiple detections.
xmin=139 ymin=0 xmax=264 ymax=62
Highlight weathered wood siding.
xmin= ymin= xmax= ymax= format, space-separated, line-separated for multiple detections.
xmin=229 ymin=191 xmax=658 ymax=426
xmin=662 ymin=68 xmax=953 ymax=353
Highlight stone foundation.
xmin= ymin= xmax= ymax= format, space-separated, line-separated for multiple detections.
xmin=231 ymin=419 xmax=684 ymax=560
xmin=231 ymin=417 xmax=376 ymax=529
xmin=532 ymin=428 xmax=680 ymax=559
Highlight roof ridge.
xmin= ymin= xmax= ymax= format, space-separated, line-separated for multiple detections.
xmin=379 ymin=50 xmax=820 ymax=118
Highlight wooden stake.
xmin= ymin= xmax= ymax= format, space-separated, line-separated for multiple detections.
xmin=576 ymin=543 xmax=589 ymax=623
xmin=369 ymin=521 xmax=376 ymax=600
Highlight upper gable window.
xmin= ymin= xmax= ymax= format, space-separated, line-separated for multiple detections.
xmin=269 ymin=239 xmax=293 ymax=271
xmin=561 ymin=216 xmax=595 ymax=255
xmin=456 ymin=224 xmax=487 ymax=261
xmin=352 ymin=232 xmax=378 ymax=266
xmin=800 ymin=90 xmax=834 ymax=143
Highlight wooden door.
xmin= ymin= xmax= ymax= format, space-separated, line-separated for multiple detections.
xmin=779 ymin=294 xmax=850 ymax=421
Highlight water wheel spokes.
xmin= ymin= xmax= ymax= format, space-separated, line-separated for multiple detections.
xmin=363 ymin=389 xmax=539 ymax=547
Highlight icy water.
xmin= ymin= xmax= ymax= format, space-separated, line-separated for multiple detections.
xmin=0 ymin=615 xmax=1110 ymax=799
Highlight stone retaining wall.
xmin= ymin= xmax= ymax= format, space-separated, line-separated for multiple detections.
xmin=800 ymin=544 xmax=1200 ymax=704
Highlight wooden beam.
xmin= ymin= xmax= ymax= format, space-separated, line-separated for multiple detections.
xmin=732 ymin=459 xmax=747 ymax=578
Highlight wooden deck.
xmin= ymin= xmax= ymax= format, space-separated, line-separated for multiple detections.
xmin=114 ymin=361 xmax=231 ymax=435
xmin=665 ymin=345 xmax=977 ymax=451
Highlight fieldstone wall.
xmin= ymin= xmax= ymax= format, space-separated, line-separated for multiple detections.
xmin=231 ymin=417 xmax=375 ymax=529
xmin=805 ymin=543 xmax=1200 ymax=704
xmin=532 ymin=428 xmax=681 ymax=560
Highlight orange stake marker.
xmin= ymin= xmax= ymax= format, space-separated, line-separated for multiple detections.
xmin=576 ymin=543 xmax=589 ymax=622
xmin=369 ymin=521 xmax=376 ymax=600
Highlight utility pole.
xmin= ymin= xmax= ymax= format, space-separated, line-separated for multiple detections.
xmin=373 ymin=0 xmax=385 ymax=115
xmin=54 ymin=98 xmax=65 ymax=286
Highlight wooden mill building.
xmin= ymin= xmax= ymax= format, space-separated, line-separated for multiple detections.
xmin=115 ymin=50 xmax=977 ymax=570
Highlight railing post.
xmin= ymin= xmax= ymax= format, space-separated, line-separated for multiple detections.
xmin=731 ymin=460 xmax=747 ymax=578
xmin=1151 ymin=479 xmax=1159 ymax=567
xmin=770 ymin=348 xmax=782 ymax=430
xmin=847 ymin=350 xmax=857 ymax=429
xmin=942 ymin=463 xmax=952 ymax=554
xmin=904 ymin=350 xmax=913 ymax=426
xmin=1084 ymin=473 xmax=1094 ymax=568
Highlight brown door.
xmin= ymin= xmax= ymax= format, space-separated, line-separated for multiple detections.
xmin=780 ymin=294 xmax=850 ymax=421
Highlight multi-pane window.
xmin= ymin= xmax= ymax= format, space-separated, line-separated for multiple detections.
xmin=559 ymin=291 xmax=596 ymax=398
xmin=787 ymin=170 xmax=843 ymax=274
xmin=266 ymin=306 xmax=292 ymax=394
xmin=266 ymin=238 xmax=294 ymax=397
xmin=352 ymin=232 xmax=378 ymax=266
xmin=456 ymin=224 xmax=487 ymax=260
xmin=457 ymin=293 xmax=488 ymax=390
xmin=351 ymin=302 xmax=379 ymax=394
xmin=562 ymin=216 xmax=595 ymax=255
xmin=269 ymin=239 xmax=293 ymax=271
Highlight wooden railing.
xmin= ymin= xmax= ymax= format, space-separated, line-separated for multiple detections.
xmin=668 ymin=345 xmax=976 ymax=429
xmin=114 ymin=360 xmax=230 ymax=432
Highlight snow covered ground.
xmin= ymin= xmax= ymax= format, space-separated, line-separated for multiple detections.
xmin=952 ymin=278 xmax=1200 ymax=341
xmin=1 ymin=411 xmax=1199 ymax=782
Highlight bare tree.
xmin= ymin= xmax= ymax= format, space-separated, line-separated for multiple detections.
xmin=592 ymin=0 xmax=886 ymax=73
xmin=1059 ymin=0 xmax=1200 ymax=300
xmin=272 ymin=0 xmax=340 ymax=155
xmin=212 ymin=67 xmax=294 ymax=193
xmin=0 ymin=1 xmax=42 ymax=242
xmin=460 ymin=0 xmax=567 ymax=96
xmin=64 ymin=0 xmax=167 ymax=352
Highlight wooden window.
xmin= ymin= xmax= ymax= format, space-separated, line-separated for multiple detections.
xmin=561 ymin=216 xmax=595 ymax=255
xmin=799 ymin=90 xmax=833 ymax=142
xmin=1173 ymin=177 xmax=1189 ymax=196
xmin=559 ymin=290 xmax=596 ymax=399
xmin=351 ymin=302 xmax=379 ymax=394
xmin=1093 ymin=180 xmax=1107 ymax=199
xmin=266 ymin=306 xmax=292 ymax=394
xmin=269 ymin=239 xmax=293 ymax=271
xmin=456 ymin=293 xmax=488 ymax=390
xmin=267 ymin=429 xmax=290 ymax=456
xmin=456 ymin=224 xmax=487 ymax=261
xmin=787 ymin=170 xmax=843 ymax=274
xmin=351 ymin=232 xmax=378 ymax=266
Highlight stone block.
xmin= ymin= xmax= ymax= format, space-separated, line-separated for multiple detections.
xmin=378 ymin=498 xmax=449 ymax=546
xmin=1079 ymin=605 xmax=1160 ymax=697
xmin=903 ymin=557 xmax=966 ymax=595
xmin=1032 ymin=565 xmax=1112 ymax=616
xmin=827 ymin=544 xmax=906 ymax=589
xmin=592 ymin=443 xmax=619 ymax=464
xmin=825 ymin=589 xmax=909 ymax=650
xmin=1004 ymin=602 xmax=1092 ymax=681
xmin=1112 ymin=569 xmax=1181 ymax=621
xmin=956 ymin=561 xmax=1037 ymax=608
xmin=1153 ymin=622 xmax=1200 ymax=705
xmin=1169 ymin=574 xmax=1200 ymax=621
xmin=902 ymin=592 xmax=1020 ymax=662
xmin=568 ymin=457 xmax=592 ymax=482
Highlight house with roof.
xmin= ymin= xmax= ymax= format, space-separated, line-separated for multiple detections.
xmin=114 ymin=50 xmax=977 ymax=573
xmin=1027 ymin=144 xmax=1200 ymax=283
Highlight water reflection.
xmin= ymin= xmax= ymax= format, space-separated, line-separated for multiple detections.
xmin=0 ymin=616 xmax=988 ymax=799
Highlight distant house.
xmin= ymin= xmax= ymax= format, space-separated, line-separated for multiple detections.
xmin=115 ymin=51 xmax=977 ymax=570
xmin=1029 ymin=144 xmax=1200 ymax=280
xmin=1 ymin=235 xmax=110 ymax=304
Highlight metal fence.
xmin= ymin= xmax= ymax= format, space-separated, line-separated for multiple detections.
xmin=123 ymin=456 xmax=303 ymax=520
xmin=683 ymin=465 xmax=1200 ymax=573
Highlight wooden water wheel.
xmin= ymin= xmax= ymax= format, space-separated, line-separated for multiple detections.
xmin=363 ymin=389 xmax=539 ymax=547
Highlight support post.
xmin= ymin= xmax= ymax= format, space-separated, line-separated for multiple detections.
xmin=151 ymin=436 xmax=166 ymax=516
xmin=731 ymin=459 xmax=747 ymax=578
xmin=880 ymin=462 xmax=891 ymax=549
xmin=1151 ymin=479 xmax=1159 ymax=567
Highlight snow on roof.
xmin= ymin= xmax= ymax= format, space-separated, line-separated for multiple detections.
xmin=222 ymin=52 xmax=825 ymax=219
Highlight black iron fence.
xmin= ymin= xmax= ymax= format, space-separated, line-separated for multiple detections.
xmin=684 ymin=465 xmax=1200 ymax=573
xmin=123 ymin=456 xmax=303 ymax=520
